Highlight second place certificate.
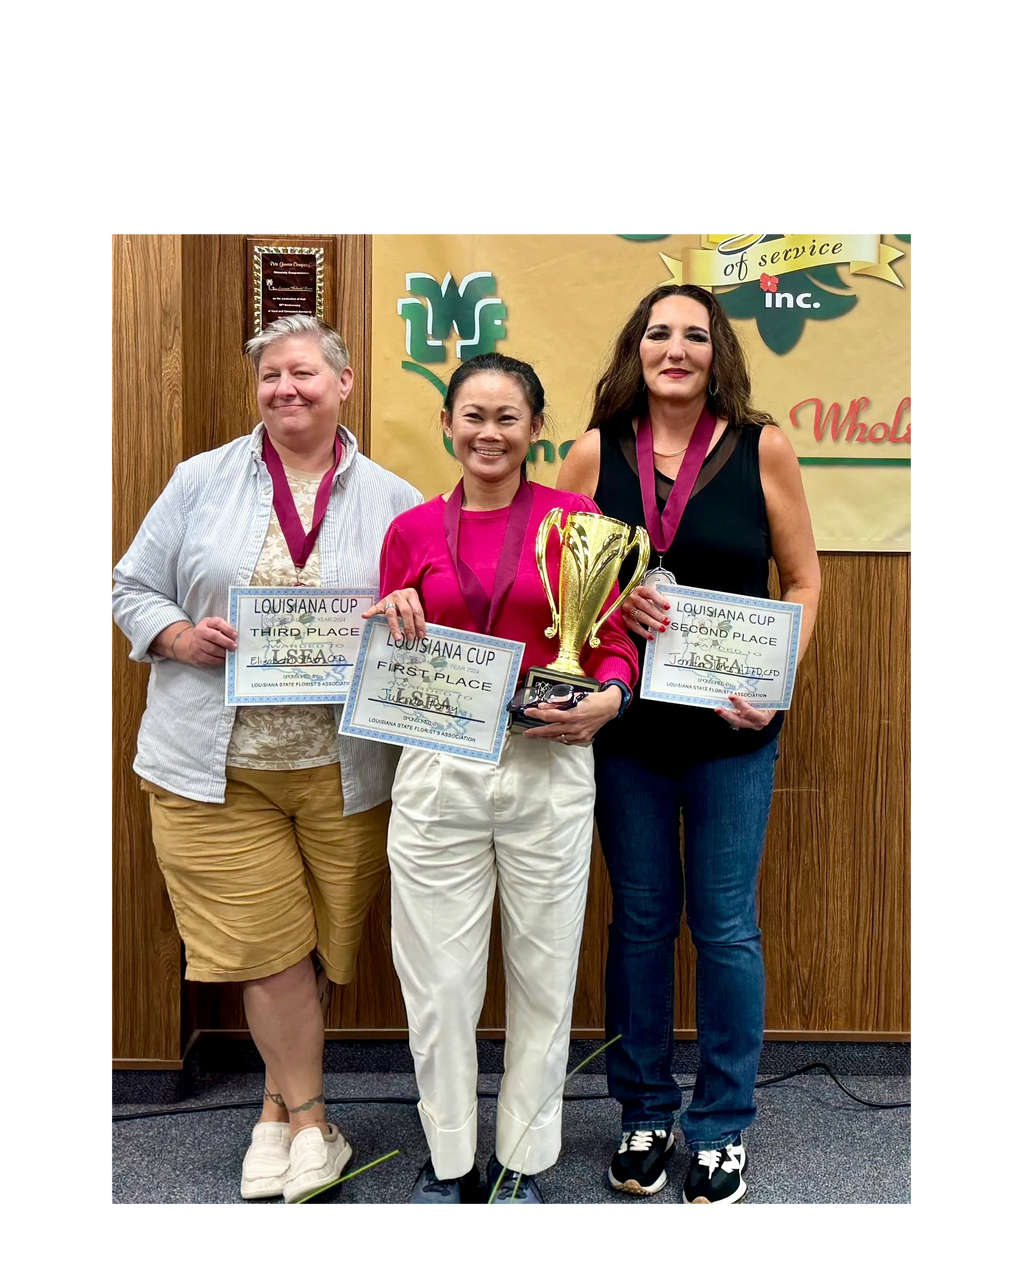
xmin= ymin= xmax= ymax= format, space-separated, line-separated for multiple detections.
xmin=641 ymin=584 xmax=802 ymax=712
xmin=340 ymin=617 xmax=524 ymax=763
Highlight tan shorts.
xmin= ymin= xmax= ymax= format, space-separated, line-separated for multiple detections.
xmin=142 ymin=764 xmax=389 ymax=984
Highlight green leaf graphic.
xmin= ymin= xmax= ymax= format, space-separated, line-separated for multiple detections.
xmin=617 ymin=234 xmax=670 ymax=241
xmin=800 ymin=273 xmax=859 ymax=320
xmin=804 ymin=263 xmax=852 ymax=290
xmin=716 ymin=283 xmax=764 ymax=318
xmin=757 ymin=309 xmax=805 ymax=355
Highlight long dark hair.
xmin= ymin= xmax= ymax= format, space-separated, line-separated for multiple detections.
xmin=587 ymin=284 xmax=775 ymax=432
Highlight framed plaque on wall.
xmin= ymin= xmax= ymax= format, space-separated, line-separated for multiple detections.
xmin=245 ymin=236 xmax=336 ymax=342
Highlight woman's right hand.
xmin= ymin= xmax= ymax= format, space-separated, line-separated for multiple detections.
xmin=166 ymin=617 xmax=238 ymax=665
xmin=621 ymin=584 xmax=671 ymax=641
xmin=363 ymin=588 xmax=427 ymax=641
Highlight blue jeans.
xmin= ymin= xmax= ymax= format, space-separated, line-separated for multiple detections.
xmin=594 ymin=738 xmax=779 ymax=1151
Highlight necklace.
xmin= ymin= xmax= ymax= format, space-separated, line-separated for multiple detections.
xmin=653 ymin=444 xmax=688 ymax=458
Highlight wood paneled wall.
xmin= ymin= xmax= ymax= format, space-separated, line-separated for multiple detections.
xmin=114 ymin=235 xmax=909 ymax=1065
xmin=114 ymin=235 xmax=376 ymax=1063
xmin=113 ymin=235 xmax=188 ymax=1065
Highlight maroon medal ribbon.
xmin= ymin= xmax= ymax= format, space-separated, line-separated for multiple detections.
xmin=443 ymin=477 xmax=534 ymax=635
xmin=635 ymin=406 xmax=717 ymax=558
xmin=262 ymin=431 xmax=343 ymax=571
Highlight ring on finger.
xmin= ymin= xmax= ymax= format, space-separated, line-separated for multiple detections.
xmin=383 ymin=602 xmax=396 ymax=610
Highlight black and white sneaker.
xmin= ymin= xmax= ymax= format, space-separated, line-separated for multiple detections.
xmin=608 ymin=1128 xmax=676 ymax=1195
xmin=682 ymin=1141 xmax=747 ymax=1204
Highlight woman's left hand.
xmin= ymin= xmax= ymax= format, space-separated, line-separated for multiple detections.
xmin=522 ymin=686 xmax=622 ymax=746
xmin=715 ymin=694 xmax=777 ymax=731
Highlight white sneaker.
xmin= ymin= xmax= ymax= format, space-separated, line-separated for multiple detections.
xmin=240 ymin=1121 xmax=291 ymax=1200
xmin=283 ymin=1124 xmax=353 ymax=1204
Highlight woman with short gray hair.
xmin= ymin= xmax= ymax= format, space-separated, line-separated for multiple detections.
xmin=246 ymin=313 xmax=352 ymax=376
xmin=114 ymin=316 xmax=422 ymax=1203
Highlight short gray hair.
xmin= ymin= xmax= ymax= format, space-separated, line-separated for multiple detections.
xmin=245 ymin=315 xmax=350 ymax=376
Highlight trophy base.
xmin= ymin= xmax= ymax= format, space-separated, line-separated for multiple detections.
xmin=508 ymin=665 xmax=599 ymax=733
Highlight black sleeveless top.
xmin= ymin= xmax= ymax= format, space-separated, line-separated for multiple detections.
xmin=594 ymin=420 xmax=784 ymax=768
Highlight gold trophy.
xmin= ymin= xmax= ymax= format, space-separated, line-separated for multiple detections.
xmin=509 ymin=509 xmax=649 ymax=732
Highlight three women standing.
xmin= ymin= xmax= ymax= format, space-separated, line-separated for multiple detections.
xmin=368 ymin=353 xmax=639 ymax=1203
xmin=116 ymin=282 xmax=817 ymax=1206
xmin=559 ymin=283 xmax=820 ymax=1203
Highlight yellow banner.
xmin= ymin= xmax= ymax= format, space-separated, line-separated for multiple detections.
xmin=662 ymin=235 xmax=904 ymax=288
xmin=370 ymin=235 xmax=910 ymax=552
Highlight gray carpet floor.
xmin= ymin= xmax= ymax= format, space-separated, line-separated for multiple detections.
xmin=113 ymin=1069 xmax=909 ymax=1204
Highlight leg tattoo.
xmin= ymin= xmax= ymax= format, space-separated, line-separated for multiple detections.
xmin=288 ymin=1092 xmax=326 ymax=1115
xmin=263 ymin=1087 xmax=286 ymax=1108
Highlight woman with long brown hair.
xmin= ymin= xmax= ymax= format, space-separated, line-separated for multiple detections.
xmin=559 ymin=283 xmax=820 ymax=1204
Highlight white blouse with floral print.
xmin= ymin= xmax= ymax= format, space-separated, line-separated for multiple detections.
xmin=226 ymin=466 xmax=340 ymax=770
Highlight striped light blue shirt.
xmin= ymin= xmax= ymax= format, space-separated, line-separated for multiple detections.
xmin=113 ymin=423 xmax=423 ymax=811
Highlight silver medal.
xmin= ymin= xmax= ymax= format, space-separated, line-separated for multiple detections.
xmin=643 ymin=566 xmax=677 ymax=588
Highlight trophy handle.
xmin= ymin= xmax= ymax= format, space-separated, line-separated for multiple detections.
xmin=535 ymin=507 xmax=564 ymax=639
xmin=587 ymin=526 xmax=651 ymax=646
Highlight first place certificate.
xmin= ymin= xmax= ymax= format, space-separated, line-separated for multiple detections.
xmin=339 ymin=618 xmax=524 ymax=763
xmin=641 ymin=584 xmax=803 ymax=712
xmin=226 ymin=586 xmax=376 ymax=706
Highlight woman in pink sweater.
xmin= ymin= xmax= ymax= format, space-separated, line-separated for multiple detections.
xmin=366 ymin=353 xmax=638 ymax=1204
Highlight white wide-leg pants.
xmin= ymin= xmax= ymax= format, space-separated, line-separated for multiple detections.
xmin=388 ymin=733 xmax=595 ymax=1179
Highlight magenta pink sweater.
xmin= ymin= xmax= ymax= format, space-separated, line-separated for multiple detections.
xmin=379 ymin=483 xmax=639 ymax=689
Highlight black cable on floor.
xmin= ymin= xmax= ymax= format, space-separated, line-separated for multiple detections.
xmin=112 ymin=1060 xmax=909 ymax=1122
xmin=753 ymin=1061 xmax=909 ymax=1108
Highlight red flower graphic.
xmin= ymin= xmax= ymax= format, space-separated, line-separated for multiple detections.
xmin=759 ymin=273 xmax=779 ymax=292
